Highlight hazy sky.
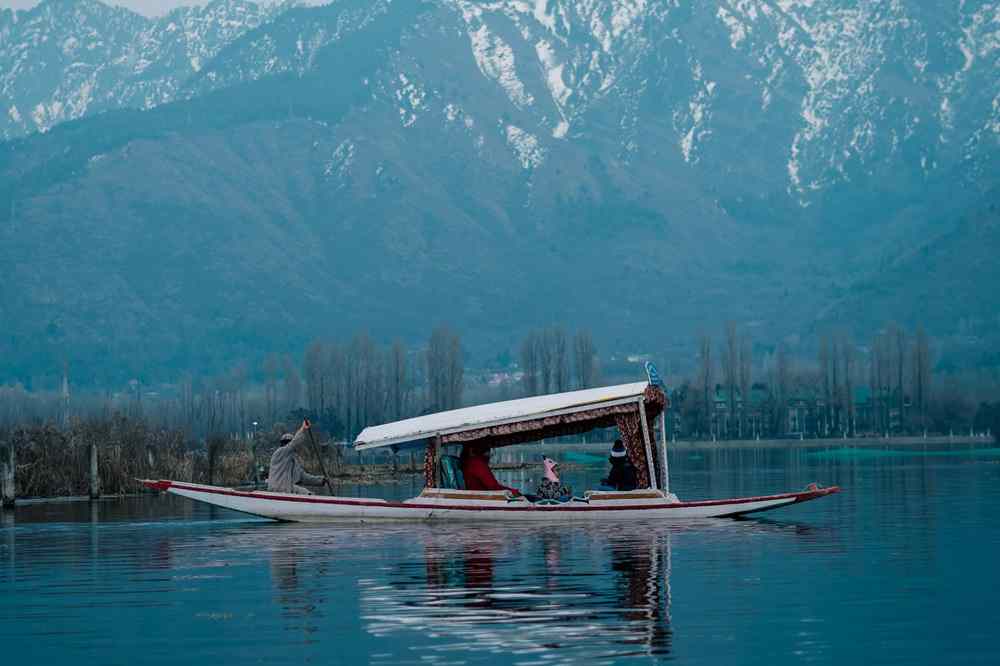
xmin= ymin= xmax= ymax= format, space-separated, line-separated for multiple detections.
xmin=1 ymin=1 xmax=253 ymax=17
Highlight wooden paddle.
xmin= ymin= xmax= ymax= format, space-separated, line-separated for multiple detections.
xmin=304 ymin=419 xmax=335 ymax=496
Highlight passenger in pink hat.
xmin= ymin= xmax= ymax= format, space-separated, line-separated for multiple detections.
xmin=534 ymin=456 xmax=572 ymax=501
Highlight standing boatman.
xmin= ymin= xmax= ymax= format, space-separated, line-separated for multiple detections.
xmin=266 ymin=419 xmax=329 ymax=494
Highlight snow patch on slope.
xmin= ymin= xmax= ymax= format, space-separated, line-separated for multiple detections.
xmin=466 ymin=22 xmax=534 ymax=108
xmin=505 ymin=124 xmax=545 ymax=169
xmin=449 ymin=1 xmax=663 ymax=147
xmin=674 ymin=62 xmax=716 ymax=164
xmin=936 ymin=2 xmax=999 ymax=148
xmin=717 ymin=6 xmax=749 ymax=49
xmin=763 ymin=0 xmax=914 ymax=196
xmin=324 ymin=138 xmax=355 ymax=180
xmin=535 ymin=38 xmax=573 ymax=137
xmin=395 ymin=73 xmax=426 ymax=128
xmin=535 ymin=39 xmax=570 ymax=107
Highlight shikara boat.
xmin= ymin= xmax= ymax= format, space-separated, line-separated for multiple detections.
xmin=142 ymin=376 xmax=839 ymax=522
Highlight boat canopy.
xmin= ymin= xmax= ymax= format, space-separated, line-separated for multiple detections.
xmin=355 ymin=381 xmax=664 ymax=451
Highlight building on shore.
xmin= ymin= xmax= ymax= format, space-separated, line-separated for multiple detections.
xmin=669 ymin=382 xmax=911 ymax=441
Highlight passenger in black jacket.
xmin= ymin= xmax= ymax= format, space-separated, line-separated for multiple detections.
xmin=602 ymin=439 xmax=637 ymax=491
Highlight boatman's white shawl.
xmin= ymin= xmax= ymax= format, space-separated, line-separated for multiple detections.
xmin=267 ymin=427 xmax=325 ymax=493
xmin=355 ymin=382 xmax=650 ymax=451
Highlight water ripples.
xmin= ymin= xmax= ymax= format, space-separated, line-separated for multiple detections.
xmin=2 ymin=445 xmax=999 ymax=665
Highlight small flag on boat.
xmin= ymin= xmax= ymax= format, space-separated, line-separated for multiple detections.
xmin=644 ymin=361 xmax=664 ymax=388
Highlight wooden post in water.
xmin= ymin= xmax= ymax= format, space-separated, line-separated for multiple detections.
xmin=88 ymin=442 xmax=101 ymax=501
xmin=2 ymin=442 xmax=15 ymax=509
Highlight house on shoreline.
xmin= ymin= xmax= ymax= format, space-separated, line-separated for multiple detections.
xmin=671 ymin=382 xmax=911 ymax=441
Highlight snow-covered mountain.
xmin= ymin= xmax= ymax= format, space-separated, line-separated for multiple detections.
xmin=4 ymin=1 xmax=997 ymax=195
xmin=424 ymin=0 xmax=999 ymax=199
xmin=0 ymin=0 xmax=291 ymax=138
xmin=1 ymin=0 xmax=998 ymax=381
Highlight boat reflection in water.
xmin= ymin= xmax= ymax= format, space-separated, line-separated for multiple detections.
xmin=359 ymin=523 xmax=676 ymax=660
xmin=2 ymin=493 xmax=844 ymax=664
xmin=270 ymin=543 xmax=325 ymax=624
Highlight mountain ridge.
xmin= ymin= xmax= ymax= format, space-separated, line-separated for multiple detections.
xmin=1 ymin=0 xmax=295 ymax=138
xmin=1 ymin=0 xmax=998 ymax=384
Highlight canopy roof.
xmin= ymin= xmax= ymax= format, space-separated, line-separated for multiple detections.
xmin=355 ymin=381 xmax=657 ymax=451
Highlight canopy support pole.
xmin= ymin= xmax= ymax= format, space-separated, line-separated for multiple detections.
xmin=659 ymin=412 xmax=670 ymax=494
xmin=432 ymin=436 xmax=442 ymax=488
xmin=638 ymin=397 xmax=658 ymax=491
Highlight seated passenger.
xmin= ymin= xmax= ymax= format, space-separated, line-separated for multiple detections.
xmin=534 ymin=457 xmax=572 ymax=500
xmin=460 ymin=445 xmax=521 ymax=496
xmin=601 ymin=439 xmax=637 ymax=491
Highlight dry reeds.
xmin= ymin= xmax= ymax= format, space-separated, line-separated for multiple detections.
xmin=0 ymin=416 xmax=431 ymax=500
xmin=2 ymin=417 xmax=257 ymax=498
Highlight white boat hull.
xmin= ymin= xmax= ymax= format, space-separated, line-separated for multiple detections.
xmin=141 ymin=480 xmax=840 ymax=522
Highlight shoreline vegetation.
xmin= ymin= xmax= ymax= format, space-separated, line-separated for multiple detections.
xmin=3 ymin=319 xmax=998 ymax=505
xmin=5 ymin=322 xmax=1000 ymax=449
xmin=0 ymin=417 xmax=989 ymax=504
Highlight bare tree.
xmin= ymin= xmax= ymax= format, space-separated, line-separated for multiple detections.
xmin=869 ymin=334 xmax=879 ymax=433
xmin=551 ymin=326 xmax=569 ymax=393
xmin=427 ymin=328 xmax=448 ymax=412
xmin=446 ymin=332 xmax=464 ymax=410
xmin=912 ymin=326 xmax=932 ymax=434
xmin=203 ymin=381 xmax=221 ymax=435
xmin=818 ymin=335 xmax=831 ymax=436
xmin=832 ymin=336 xmax=843 ymax=433
xmin=889 ymin=323 xmax=907 ymax=433
xmin=303 ymin=341 xmax=325 ymax=413
xmin=327 ymin=342 xmax=346 ymax=434
xmin=230 ymin=362 xmax=248 ymax=437
xmin=871 ymin=329 xmax=893 ymax=434
xmin=774 ymin=343 xmax=791 ymax=435
xmin=839 ymin=333 xmax=856 ymax=436
xmin=538 ymin=329 xmax=554 ymax=394
xmin=428 ymin=326 xmax=463 ymax=411
xmin=697 ymin=332 xmax=713 ymax=437
xmin=388 ymin=339 xmax=407 ymax=421
xmin=721 ymin=322 xmax=738 ymax=438
xmin=350 ymin=333 xmax=379 ymax=435
xmin=282 ymin=354 xmax=302 ymax=413
xmin=739 ymin=335 xmax=752 ymax=438
xmin=573 ymin=330 xmax=597 ymax=389
xmin=60 ymin=361 xmax=70 ymax=428
xmin=262 ymin=354 xmax=279 ymax=424
xmin=371 ymin=340 xmax=388 ymax=428
xmin=520 ymin=332 xmax=540 ymax=396
xmin=179 ymin=372 xmax=196 ymax=433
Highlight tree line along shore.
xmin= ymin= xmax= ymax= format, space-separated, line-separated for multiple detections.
xmin=0 ymin=418 xmax=989 ymax=505
xmin=2 ymin=322 xmax=999 ymax=502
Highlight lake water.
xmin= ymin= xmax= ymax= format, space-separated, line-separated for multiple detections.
xmin=2 ymin=443 xmax=998 ymax=665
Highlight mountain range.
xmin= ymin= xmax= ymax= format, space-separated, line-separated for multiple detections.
xmin=1 ymin=0 xmax=998 ymax=384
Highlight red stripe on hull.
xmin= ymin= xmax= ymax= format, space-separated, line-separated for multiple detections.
xmin=141 ymin=479 xmax=840 ymax=514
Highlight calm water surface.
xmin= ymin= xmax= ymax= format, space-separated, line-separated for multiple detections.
xmin=2 ymin=444 xmax=998 ymax=665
